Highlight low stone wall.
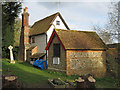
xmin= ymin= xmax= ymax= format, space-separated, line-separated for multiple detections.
xmin=106 ymin=48 xmax=119 ymax=78
xmin=66 ymin=50 xmax=106 ymax=77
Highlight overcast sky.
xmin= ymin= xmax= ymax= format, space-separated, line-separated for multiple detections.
xmin=20 ymin=0 xmax=119 ymax=31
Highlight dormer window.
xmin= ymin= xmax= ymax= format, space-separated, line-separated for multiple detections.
xmin=56 ymin=21 xmax=60 ymax=25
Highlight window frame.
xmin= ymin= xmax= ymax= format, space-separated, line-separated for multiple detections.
xmin=53 ymin=57 xmax=60 ymax=64
xmin=56 ymin=20 xmax=60 ymax=25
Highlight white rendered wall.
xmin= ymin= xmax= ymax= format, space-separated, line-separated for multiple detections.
xmin=47 ymin=15 xmax=68 ymax=42
xmin=53 ymin=15 xmax=67 ymax=29
xmin=31 ymin=34 xmax=46 ymax=53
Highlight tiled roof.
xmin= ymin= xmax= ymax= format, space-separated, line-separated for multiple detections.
xmin=45 ymin=29 xmax=107 ymax=50
xmin=29 ymin=12 xmax=70 ymax=36
xmin=55 ymin=29 xmax=107 ymax=50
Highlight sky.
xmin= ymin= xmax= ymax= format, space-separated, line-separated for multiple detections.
xmin=20 ymin=0 xmax=119 ymax=31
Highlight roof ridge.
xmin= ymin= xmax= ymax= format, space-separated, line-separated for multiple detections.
xmin=30 ymin=12 xmax=70 ymax=36
xmin=56 ymin=29 xmax=96 ymax=33
xmin=30 ymin=12 xmax=59 ymax=29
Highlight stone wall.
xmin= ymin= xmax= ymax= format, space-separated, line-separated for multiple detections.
xmin=66 ymin=50 xmax=106 ymax=77
xmin=106 ymin=48 xmax=119 ymax=78
xmin=48 ymin=35 xmax=66 ymax=71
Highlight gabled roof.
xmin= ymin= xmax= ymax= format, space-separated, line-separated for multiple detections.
xmin=45 ymin=29 xmax=107 ymax=50
xmin=29 ymin=12 xmax=70 ymax=36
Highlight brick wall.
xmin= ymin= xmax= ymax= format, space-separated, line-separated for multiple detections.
xmin=66 ymin=50 xmax=106 ymax=77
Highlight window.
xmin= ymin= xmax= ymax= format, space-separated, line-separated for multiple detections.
xmin=53 ymin=44 xmax=60 ymax=64
xmin=32 ymin=37 xmax=35 ymax=43
xmin=56 ymin=21 xmax=60 ymax=25
xmin=53 ymin=57 xmax=60 ymax=64
xmin=53 ymin=44 xmax=60 ymax=57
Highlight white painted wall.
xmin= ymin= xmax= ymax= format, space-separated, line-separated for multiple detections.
xmin=53 ymin=15 xmax=67 ymax=29
xmin=46 ymin=25 xmax=54 ymax=42
xmin=47 ymin=15 xmax=68 ymax=42
xmin=31 ymin=34 xmax=46 ymax=53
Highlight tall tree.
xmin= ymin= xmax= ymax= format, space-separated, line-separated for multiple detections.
xmin=2 ymin=2 xmax=22 ymax=58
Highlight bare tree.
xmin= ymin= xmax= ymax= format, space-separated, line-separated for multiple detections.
xmin=92 ymin=2 xmax=119 ymax=44
xmin=92 ymin=25 xmax=113 ymax=44
xmin=107 ymin=2 xmax=119 ymax=40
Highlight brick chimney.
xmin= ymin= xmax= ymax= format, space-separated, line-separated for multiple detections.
xmin=18 ymin=7 xmax=30 ymax=62
xmin=22 ymin=7 xmax=29 ymax=27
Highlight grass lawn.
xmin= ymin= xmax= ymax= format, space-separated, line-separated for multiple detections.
xmin=2 ymin=58 xmax=119 ymax=88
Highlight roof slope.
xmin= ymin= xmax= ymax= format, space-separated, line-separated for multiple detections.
xmin=30 ymin=53 xmax=46 ymax=58
xmin=46 ymin=29 xmax=107 ymax=50
xmin=29 ymin=12 xmax=70 ymax=36
xmin=56 ymin=29 xmax=106 ymax=50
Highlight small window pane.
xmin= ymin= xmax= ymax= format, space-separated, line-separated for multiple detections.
xmin=56 ymin=21 xmax=60 ymax=25
xmin=53 ymin=57 xmax=60 ymax=64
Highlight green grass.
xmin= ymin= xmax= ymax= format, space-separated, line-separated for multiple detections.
xmin=2 ymin=58 xmax=119 ymax=88
xmin=95 ymin=77 xmax=119 ymax=88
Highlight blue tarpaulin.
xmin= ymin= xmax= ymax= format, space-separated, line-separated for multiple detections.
xmin=33 ymin=59 xmax=48 ymax=69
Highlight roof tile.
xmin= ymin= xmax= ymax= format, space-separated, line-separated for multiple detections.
xmin=55 ymin=29 xmax=107 ymax=50
xmin=29 ymin=12 xmax=69 ymax=36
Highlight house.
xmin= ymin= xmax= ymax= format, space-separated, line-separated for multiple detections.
xmin=45 ymin=29 xmax=107 ymax=77
xmin=18 ymin=7 xmax=70 ymax=62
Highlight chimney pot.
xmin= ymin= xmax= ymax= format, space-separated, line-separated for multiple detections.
xmin=24 ymin=7 xmax=28 ymax=12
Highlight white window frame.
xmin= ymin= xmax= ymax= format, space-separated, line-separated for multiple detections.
xmin=53 ymin=57 xmax=60 ymax=64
